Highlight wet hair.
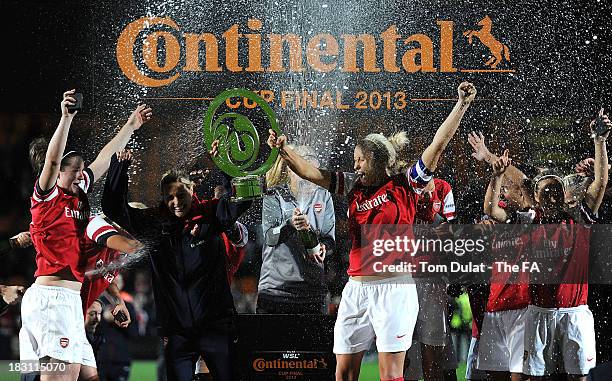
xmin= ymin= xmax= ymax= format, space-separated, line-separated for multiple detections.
xmin=356 ymin=131 xmax=409 ymax=175
xmin=160 ymin=169 xmax=194 ymax=196
xmin=29 ymin=137 xmax=83 ymax=176
xmin=265 ymin=145 xmax=318 ymax=187
xmin=533 ymin=170 xmax=565 ymax=195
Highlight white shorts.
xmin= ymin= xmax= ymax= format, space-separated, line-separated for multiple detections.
xmin=465 ymin=337 xmax=487 ymax=380
xmin=477 ymin=308 xmax=526 ymax=373
xmin=333 ymin=277 xmax=418 ymax=354
xmin=414 ymin=278 xmax=449 ymax=347
xmin=523 ymin=304 xmax=596 ymax=376
xmin=404 ymin=333 xmax=458 ymax=380
xmin=19 ymin=284 xmax=96 ymax=368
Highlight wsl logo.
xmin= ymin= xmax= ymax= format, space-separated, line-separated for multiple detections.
xmin=116 ymin=15 xmax=512 ymax=87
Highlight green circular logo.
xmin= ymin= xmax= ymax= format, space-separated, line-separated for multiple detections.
xmin=203 ymin=89 xmax=280 ymax=177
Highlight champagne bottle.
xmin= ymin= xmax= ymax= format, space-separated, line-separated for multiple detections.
xmin=298 ymin=228 xmax=320 ymax=256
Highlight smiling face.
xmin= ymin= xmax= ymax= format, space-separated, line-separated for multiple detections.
xmin=162 ymin=181 xmax=193 ymax=219
xmin=57 ymin=156 xmax=84 ymax=195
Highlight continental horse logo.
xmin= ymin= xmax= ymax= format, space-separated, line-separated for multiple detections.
xmin=463 ymin=15 xmax=510 ymax=68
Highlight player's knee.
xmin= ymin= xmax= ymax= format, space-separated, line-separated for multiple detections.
xmin=335 ymin=364 xmax=359 ymax=381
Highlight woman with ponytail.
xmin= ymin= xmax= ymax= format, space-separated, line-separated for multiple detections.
xmin=267 ymin=82 xmax=476 ymax=381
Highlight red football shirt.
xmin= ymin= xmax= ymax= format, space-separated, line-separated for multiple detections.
xmin=487 ymin=221 xmax=531 ymax=312
xmin=330 ymin=159 xmax=432 ymax=276
xmin=80 ymin=216 xmax=122 ymax=314
xmin=30 ymin=168 xmax=94 ymax=281
xmin=529 ymin=221 xmax=592 ymax=308
xmin=415 ymin=178 xmax=456 ymax=223
xmin=518 ymin=204 xmax=595 ymax=308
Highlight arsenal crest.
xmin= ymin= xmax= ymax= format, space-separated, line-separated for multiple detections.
xmin=433 ymin=201 xmax=442 ymax=213
xmin=59 ymin=337 xmax=69 ymax=348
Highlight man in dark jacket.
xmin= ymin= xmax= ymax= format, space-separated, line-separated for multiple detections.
xmin=101 ymin=151 xmax=250 ymax=381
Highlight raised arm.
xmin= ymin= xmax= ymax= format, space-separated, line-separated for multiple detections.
xmin=468 ymin=131 xmax=535 ymax=208
xmin=38 ymin=90 xmax=78 ymax=192
xmin=102 ymin=151 xmax=134 ymax=231
xmin=421 ymin=82 xmax=476 ymax=172
xmin=87 ymin=104 xmax=152 ymax=182
xmin=267 ymin=129 xmax=332 ymax=190
xmin=484 ymin=150 xmax=511 ymax=223
xmin=585 ymin=109 xmax=610 ymax=213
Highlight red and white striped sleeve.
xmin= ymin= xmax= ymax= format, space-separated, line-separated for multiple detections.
xmin=33 ymin=179 xmax=59 ymax=202
xmin=442 ymin=189 xmax=456 ymax=221
xmin=439 ymin=180 xmax=456 ymax=221
xmin=79 ymin=168 xmax=95 ymax=193
xmin=86 ymin=215 xmax=119 ymax=245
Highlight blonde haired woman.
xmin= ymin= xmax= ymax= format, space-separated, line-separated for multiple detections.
xmin=268 ymin=82 xmax=476 ymax=381
xmin=258 ymin=145 xmax=335 ymax=314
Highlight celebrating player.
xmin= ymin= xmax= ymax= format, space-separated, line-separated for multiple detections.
xmin=20 ymin=90 xmax=150 ymax=381
xmin=483 ymin=108 xmax=610 ymax=381
xmin=268 ymin=82 xmax=476 ymax=381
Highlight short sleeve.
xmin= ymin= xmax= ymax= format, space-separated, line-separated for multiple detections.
xmin=79 ymin=167 xmax=95 ymax=193
xmin=442 ymin=189 xmax=456 ymax=221
xmin=86 ymin=215 xmax=119 ymax=245
xmin=33 ymin=180 xmax=59 ymax=202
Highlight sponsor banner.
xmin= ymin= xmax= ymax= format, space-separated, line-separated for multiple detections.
xmin=249 ymin=351 xmax=334 ymax=380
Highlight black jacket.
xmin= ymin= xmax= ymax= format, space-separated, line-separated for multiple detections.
xmin=102 ymin=156 xmax=251 ymax=335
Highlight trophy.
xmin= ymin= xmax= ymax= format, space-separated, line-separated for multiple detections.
xmin=203 ymin=89 xmax=281 ymax=201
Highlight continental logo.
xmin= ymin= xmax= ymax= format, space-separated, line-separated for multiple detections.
xmin=252 ymin=358 xmax=328 ymax=372
xmin=116 ymin=16 xmax=511 ymax=87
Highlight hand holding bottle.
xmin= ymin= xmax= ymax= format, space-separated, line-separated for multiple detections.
xmin=292 ymin=208 xmax=322 ymax=260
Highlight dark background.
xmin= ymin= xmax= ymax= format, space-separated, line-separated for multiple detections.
xmin=0 ymin=0 xmax=610 ymax=361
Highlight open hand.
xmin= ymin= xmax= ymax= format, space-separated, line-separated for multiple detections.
xmin=467 ymin=131 xmax=491 ymax=162
xmin=115 ymin=149 xmax=133 ymax=162
xmin=127 ymin=104 xmax=153 ymax=130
